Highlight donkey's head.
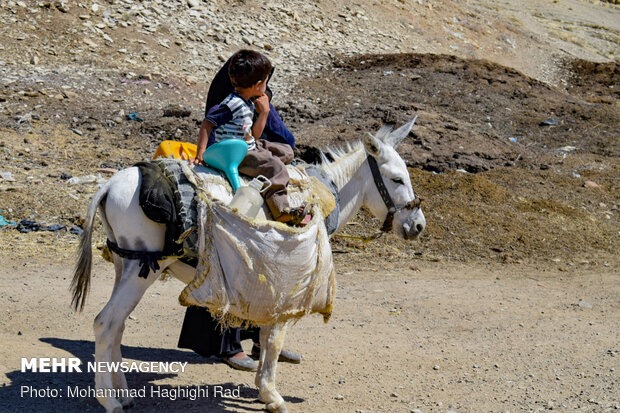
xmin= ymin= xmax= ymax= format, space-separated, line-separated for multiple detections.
xmin=363 ymin=116 xmax=426 ymax=240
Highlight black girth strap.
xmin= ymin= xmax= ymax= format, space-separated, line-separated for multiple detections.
xmin=106 ymin=239 xmax=163 ymax=279
xmin=367 ymin=155 xmax=397 ymax=232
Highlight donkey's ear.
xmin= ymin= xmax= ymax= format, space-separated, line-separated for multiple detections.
xmin=374 ymin=124 xmax=394 ymax=143
xmin=386 ymin=114 xmax=418 ymax=148
xmin=363 ymin=132 xmax=384 ymax=158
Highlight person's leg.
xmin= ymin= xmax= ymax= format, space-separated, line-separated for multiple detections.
xmin=239 ymin=143 xmax=291 ymax=219
xmin=178 ymin=306 xmax=223 ymax=357
xmin=260 ymin=140 xmax=294 ymax=164
xmin=240 ymin=326 xmax=261 ymax=343
xmin=178 ymin=307 xmax=257 ymax=371
xmin=249 ymin=329 xmax=302 ymax=364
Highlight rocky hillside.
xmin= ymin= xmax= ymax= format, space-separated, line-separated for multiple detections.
xmin=0 ymin=0 xmax=618 ymax=269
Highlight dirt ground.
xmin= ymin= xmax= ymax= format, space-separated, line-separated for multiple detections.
xmin=1 ymin=0 xmax=619 ymax=412
xmin=0 ymin=260 xmax=618 ymax=412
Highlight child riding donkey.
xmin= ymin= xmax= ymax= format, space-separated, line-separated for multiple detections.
xmin=192 ymin=49 xmax=309 ymax=225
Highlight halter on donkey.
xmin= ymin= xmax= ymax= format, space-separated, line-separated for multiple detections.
xmin=71 ymin=115 xmax=425 ymax=413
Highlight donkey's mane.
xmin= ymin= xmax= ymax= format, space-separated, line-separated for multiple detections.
xmin=320 ymin=140 xmax=363 ymax=163
xmin=318 ymin=140 xmax=366 ymax=189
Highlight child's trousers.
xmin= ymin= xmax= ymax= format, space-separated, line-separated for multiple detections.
xmin=238 ymin=139 xmax=294 ymax=218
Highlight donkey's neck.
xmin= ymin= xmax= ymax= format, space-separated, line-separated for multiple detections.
xmin=320 ymin=143 xmax=371 ymax=233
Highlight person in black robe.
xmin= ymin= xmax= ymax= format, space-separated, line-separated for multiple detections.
xmin=178 ymin=53 xmax=301 ymax=371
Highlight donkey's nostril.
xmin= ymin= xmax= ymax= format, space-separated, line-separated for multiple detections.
xmin=415 ymin=223 xmax=424 ymax=233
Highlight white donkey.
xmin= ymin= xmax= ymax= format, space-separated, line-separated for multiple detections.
xmin=71 ymin=116 xmax=426 ymax=413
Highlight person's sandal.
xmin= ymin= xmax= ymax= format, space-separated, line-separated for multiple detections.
xmin=221 ymin=352 xmax=258 ymax=372
xmin=251 ymin=344 xmax=302 ymax=364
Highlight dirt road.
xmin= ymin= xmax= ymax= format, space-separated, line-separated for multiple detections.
xmin=1 ymin=257 xmax=618 ymax=412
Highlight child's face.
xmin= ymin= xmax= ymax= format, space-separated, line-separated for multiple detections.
xmin=249 ymin=77 xmax=268 ymax=97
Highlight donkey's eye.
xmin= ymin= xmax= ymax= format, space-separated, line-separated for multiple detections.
xmin=391 ymin=178 xmax=404 ymax=185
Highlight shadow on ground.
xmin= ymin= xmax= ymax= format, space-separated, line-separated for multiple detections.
xmin=0 ymin=337 xmax=303 ymax=412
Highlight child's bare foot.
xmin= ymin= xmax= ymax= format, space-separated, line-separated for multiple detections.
xmin=276 ymin=204 xmax=311 ymax=227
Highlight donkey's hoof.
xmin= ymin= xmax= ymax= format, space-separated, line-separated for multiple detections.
xmin=119 ymin=396 xmax=135 ymax=408
xmin=266 ymin=401 xmax=288 ymax=413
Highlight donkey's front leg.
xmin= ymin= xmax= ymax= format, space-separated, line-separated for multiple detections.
xmin=255 ymin=321 xmax=289 ymax=413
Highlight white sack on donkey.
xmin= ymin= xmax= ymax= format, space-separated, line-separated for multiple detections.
xmin=179 ymin=193 xmax=336 ymax=326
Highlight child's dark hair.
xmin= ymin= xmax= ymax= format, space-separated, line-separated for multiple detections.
xmin=228 ymin=49 xmax=273 ymax=88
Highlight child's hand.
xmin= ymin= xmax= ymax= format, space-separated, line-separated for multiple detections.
xmin=254 ymin=95 xmax=270 ymax=114
xmin=191 ymin=157 xmax=203 ymax=166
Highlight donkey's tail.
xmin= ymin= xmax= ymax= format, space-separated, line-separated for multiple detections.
xmin=71 ymin=181 xmax=110 ymax=311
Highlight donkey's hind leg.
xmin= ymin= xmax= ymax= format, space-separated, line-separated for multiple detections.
xmin=109 ymin=257 xmax=131 ymax=407
xmin=255 ymin=321 xmax=289 ymax=413
xmin=93 ymin=259 xmax=161 ymax=413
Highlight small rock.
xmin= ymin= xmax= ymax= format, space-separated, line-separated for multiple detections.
xmin=583 ymin=180 xmax=600 ymax=188
xmin=335 ymin=394 xmax=344 ymax=400
xmin=18 ymin=330 xmax=23 ymax=335
xmin=163 ymin=104 xmax=191 ymax=118
xmin=0 ymin=172 xmax=15 ymax=182
xmin=97 ymin=168 xmax=118 ymax=175
xmin=433 ymin=365 xmax=440 ymax=370
xmin=54 ymin=2 xmax=69 ymax=13
xmin=30 ymin=55 xmax=39 ymax=65
xmin=578 ymin=301 xmax=593 ymax=309
xmin=187 ymin=0 xmax=199 ymax=7
xmin=540 ymin=118 xmax=559 ymax=126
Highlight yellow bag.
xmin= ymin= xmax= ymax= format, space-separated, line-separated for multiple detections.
xmin=153 ymin=140 xmax=197 ymax=161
